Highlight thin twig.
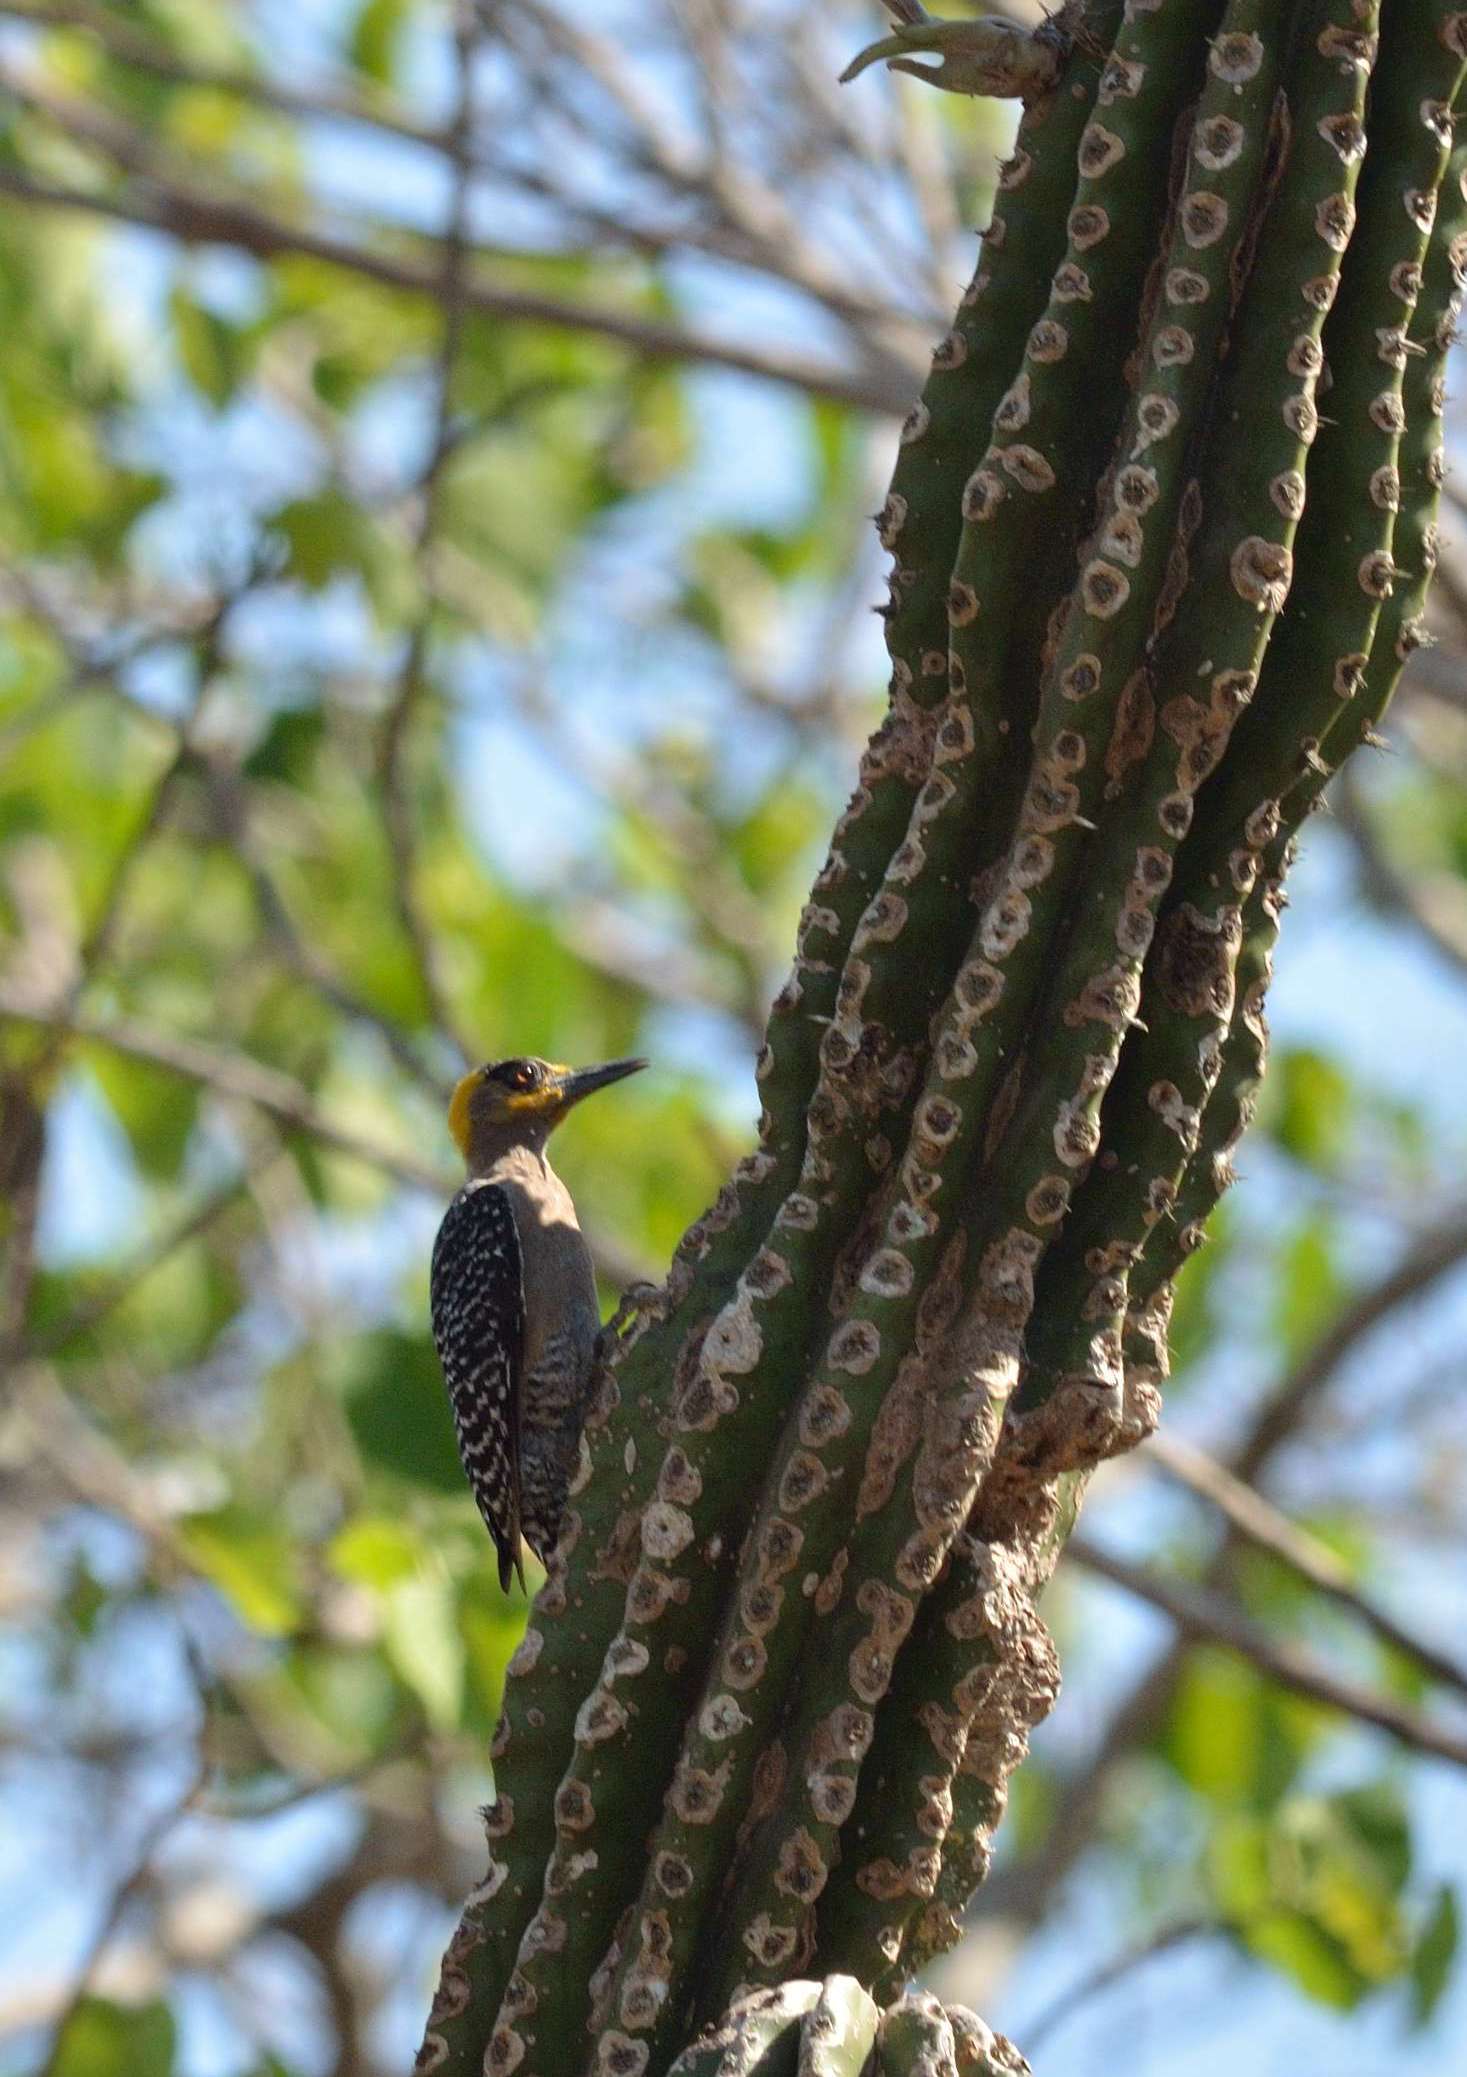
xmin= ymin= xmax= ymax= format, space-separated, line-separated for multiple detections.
xmin=1147 ymin=1430 xmax=1467 ymax=1702
xmin=988 ymin=1213 xmax=1467 ymax=1927
xmin=16 ymin=1168 xmax=255 ymax=1364
xmin=36 ymin=1753 xmax=208 ymax=2077
xmin=1232 ymin=1204 xmax=1467 ymax=1487
xmin=0 ymin=984 xmax=451 ymax=1194
xmin=0 ymin=987 xmax=652 ymax=1286
xmin=489 ymin=0 xmax=886 ymax=326
xmin=0 ymin=0 xmax=442 ymax=147
xmin=1019 ymin=1916 xmax=1217 ymax=2055
xmin=1068 ymin=1536 xmax=1467 ymax=1771
xmin=374 ymin=0 xmax=479 ymax=1066
xmin=0 ymin=166 xmax=916 ymax=414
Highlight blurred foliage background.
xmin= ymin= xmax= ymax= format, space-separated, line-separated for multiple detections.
xmin=0 ymin=2 xmax=1465 ymax=2072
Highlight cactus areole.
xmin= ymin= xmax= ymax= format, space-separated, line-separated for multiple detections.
xmin=417 ymin=6 xmax=1467 ymax=2073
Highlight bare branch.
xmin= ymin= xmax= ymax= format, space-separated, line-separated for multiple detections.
xmin=0 ymin=165 xmax=916 ymax=414
xmin=0 ymin=983 xmax=451 ymax=1194
xmin=16 ymin=1168 xmax=254 ymax=1364
xmin=0 ymin=0 xmax=443 ymax=147
xmin=1232 ymin=1203 xmax=1467 ymax=1488
xmin=375 ymin=1 xmax=480 ymax=1067
xmin=35 ymin=1754 xmax=208 ymax=2077
xmin=1019 ymin=1916 xmax=1217 ymax=2056
xmin=1068 ymin=1535 xmax=1467 ymax=1771
xmin=1147 ymin=1430 xmax=1467 ymax=1703
xmin=484 ymin=0 xmax=929 ymax=337
xmin=2 ymin=0 xmax=941 ymax=347
xmin=985 ymin=1211 xmax=1467 ymax=1929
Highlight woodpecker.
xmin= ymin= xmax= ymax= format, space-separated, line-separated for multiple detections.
xmin=431 ymin=1053 xmax=645 ymax=1591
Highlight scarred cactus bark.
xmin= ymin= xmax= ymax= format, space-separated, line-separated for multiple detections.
xmin=663 ymin=1979 xmax=1026 ymax=2077
xmin=417 ymin=6 xmax=1467 ymax=2074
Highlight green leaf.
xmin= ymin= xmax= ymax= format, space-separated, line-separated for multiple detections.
xmin=130 ymin=1 xmax=246 ymax=68
xmin=728 ymin=779 xmax=825 ymax=897
xmin=274 ymin=490 xmax=410 ymax=616
xmin=350 ymin=0 xmax=408 ymax=83
xmin=1409 ymin=1884 xmax=1459 ymax=2028
xmin=1244 ymin=1909 xmax=1368 ymax=2010
xmin=1212 ymin=1792 xmax=1414 ymax=2010
xmin=1163 ymin=1648 xmax=1310 ymax=1811
xmin=243 ymin=706 xmax=326 ymax=786
xmin=1211 ymin=1810 xmax=1272 ymax=1918
xmin=61 ymin=1554 xmax=109 ymax=1639
xmin=107 ymin=1235 xmax=243 ymax=1370
xmin=269 ymin=1642 xmax=407 ymax=1765
xmin=459 ymin=1566 xmax=529 ymax=1727
xmin=170 ymin=287 xmax=248 ymax=407
xmin=274 ymin=489 xmax=364 ymax=589
xmin=86 ymin=1048 xmax=199 ymax=1182
xmin=1269 ymin=1212 xmax=1342 ymax=1366
xmin=1167 ymin=1651 xmax=1268 ymax=1805
xmin=273 ymin=257 xmax=436 ymax=385
xmin=384 ymin=1573 xmax=464 ymax=1728
xmin=51 ymin=1998 xmax=175 ymax=2077
xmin=338 ymin=1330 xmax=468 ymax=1494
xmin=1334 ymin=1783 xmax=1411 ymax=1894
xmin=328 ymin=1515 xmax=424 ymax=1590
xmin=1268 ymin=1046 xmax=1352 ymax=1171
xmin=178 ymin=1505 xmax=304 ymax=1636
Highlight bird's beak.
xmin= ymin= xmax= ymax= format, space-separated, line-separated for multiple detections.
xmin=556 ymin=1057 xmax=647 ymax=1110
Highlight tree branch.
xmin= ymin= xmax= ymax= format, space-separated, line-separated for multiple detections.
xmin=0 ymin=0 xmax=443 ymax=147
xmin=985 ymin=1208 xmax=1467 ymax=1928
xmin=0 ymin=983 xmax=450 ymax=1194
xmin=1231 ymin=1203 xmax=1467 ymax=1488
xmin=1018 ymin=1916 xmax=1218 ymax=2056
xmin=1147 ymin=1430 xmax=1467 ymax=1703
xmin=1067 ymin=1535 xmax=1467 ymax=1771
xmin=0 ymin=165 xmax=916 ymax=414
xmin=36 ymin=1754 xmax=208 ymax=2077
xmin=0 ymin=986 xmax=654 ymax=1288
xmin=375 ymin=0 xmax=480 ymax=1067
xmin=3 ymin=0 xmax=942 ymax=345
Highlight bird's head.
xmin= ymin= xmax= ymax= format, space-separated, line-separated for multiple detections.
xmin=448 ymin=1054 xmax=646 ymax=1167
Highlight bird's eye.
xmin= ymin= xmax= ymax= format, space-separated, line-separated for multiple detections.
xmin=509 ymin=1062 xmax=538 ymax=1091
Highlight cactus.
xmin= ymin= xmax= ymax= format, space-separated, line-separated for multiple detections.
xmin=665 ymin=1980 xmax=1026 ymax=2077
xmin=418 ymin=8 xmax=1467 ymax=2074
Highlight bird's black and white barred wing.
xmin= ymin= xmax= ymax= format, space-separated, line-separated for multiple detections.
xmin=430 ymin=1181 xmax=526 ymax=1592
